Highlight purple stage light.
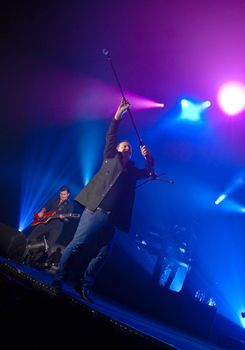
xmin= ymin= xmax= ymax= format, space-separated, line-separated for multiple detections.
xmin=125 ymin=92 xmax=164 ymax=111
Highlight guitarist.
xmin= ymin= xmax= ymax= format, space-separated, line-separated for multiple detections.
xmin=27 ymin=185 xmax=74 ymax=265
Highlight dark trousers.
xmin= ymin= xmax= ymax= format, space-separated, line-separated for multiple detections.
xmin=28 ymin=220 xmax=63 ymax=257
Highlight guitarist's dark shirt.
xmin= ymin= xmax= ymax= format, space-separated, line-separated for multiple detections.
xmin=44 ymin=196 xmax=74 ymax=215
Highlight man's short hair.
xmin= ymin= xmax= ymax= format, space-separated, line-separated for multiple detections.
xmin=59 ymin=185 xmax=70 ymax=193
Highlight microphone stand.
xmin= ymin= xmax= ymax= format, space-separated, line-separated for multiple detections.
xmin=136 ymin=173 xmax=174 ymax=189
xmin=102 ymin=48 xmax=174 ymax=186
xmin=102 ymin=48 xmax=144 ymax=147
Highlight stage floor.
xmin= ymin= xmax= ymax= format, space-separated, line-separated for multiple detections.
xmin=0 ymin=256 xmax=243 ymax=350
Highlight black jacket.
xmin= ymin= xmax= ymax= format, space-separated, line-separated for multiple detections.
xmin=75 ymin=118 xmax=153 ymax=232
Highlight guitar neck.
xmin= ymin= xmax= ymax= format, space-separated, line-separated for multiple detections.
xmin=31 ymin=212 xmax=80 ymax=226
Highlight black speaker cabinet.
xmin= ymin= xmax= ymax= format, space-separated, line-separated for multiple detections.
xmin=0 ymin=223 xmax=27 ymax=261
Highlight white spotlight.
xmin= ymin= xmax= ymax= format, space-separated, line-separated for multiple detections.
xmin=215 ymin=194 xmax=227 ymax=205
xmin=181 ymin=99 xmax=188 ymax=108
xmin=202 ymin=101 xmax=211 ymax=109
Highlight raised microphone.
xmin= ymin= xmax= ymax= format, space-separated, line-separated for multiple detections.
xmin=102 ymin=48 xmax=110 ymax=57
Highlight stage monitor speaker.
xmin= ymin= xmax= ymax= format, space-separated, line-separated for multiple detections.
xmin=0 ymin=223 xmax=27 ymax=261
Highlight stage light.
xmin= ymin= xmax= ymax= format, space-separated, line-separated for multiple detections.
xmin=181 ymin=99 xmax=189 ymax=108
xmin=123 ymin=92 xmax=164 ymax=110
xmin=202 ymin=100 xmax=211 ymax=109
xmin=241 ymin=312 xmax=245 ymax=318
xmin=214 ymin=171 xmax=245 ymax=210
xmin=215 ymin=193 xmax=227 ymax=205
xmin=207 ymin=297 xmax=216 ymax=307
xmin=179 ymin=98 xmax=210 ymax=123
xmin=180 ymin=99 xmax=201 ymax=122
xmin=21 ymin=236 xmax=48 ymax=263
xmin=217 ymin=81 xmax=245 ymax=115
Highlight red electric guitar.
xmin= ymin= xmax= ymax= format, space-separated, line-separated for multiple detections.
xmin=31 ymin=210 xmax=80 ymax=226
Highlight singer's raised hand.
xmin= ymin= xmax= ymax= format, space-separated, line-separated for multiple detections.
xmin=140 ymin=145 xmax=151 ymax=158
xmin=140 ymin=145 xmax=156 ymax=178
xmin=114 ymin=99 xmax=130 ymax=120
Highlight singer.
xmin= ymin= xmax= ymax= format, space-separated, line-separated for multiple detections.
xmin=51 ymin=100 xmax=154 ymax=302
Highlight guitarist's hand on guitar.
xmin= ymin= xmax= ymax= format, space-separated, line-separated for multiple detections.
xmin=37 ymin=208 xmax=46 ymax=218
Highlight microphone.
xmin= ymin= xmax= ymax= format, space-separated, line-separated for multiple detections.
xmin=102 ymin=48 xmax=110 ymax=57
